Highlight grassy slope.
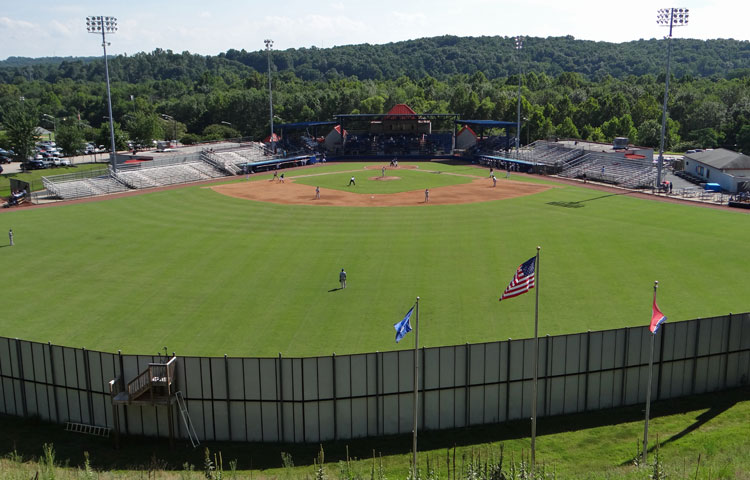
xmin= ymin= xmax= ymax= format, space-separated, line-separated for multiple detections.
xmin=1 ymin=163 xmax=748 ymax=357
xmin=1 ymin=387 xmax=748 ymax=479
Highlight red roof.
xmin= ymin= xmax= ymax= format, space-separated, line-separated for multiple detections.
xmin=384 ymin=104 xmax=417 ymax=120
xmin=457 ymin=126 xmax=477 ymax=138
xmin=333 ymin=125 xmax=347 ymax=136
xmin=625 ymin=153 xmax=646 ymax=159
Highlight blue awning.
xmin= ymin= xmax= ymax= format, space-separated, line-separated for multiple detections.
xmin=457 ymin=120 xmax=518 ymax=128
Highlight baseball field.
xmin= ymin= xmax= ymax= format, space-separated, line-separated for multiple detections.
xmin=1 ymin=161 xmax=747 ymax=357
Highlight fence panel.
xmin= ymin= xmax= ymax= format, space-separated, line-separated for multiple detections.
xmin=1 ymin=314 xmax=749 ymax=443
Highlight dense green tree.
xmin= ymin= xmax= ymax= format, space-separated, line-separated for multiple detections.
xmin=55 ymin=120 xmax=88 ymax=156
xmin=556 ymin=117 xmax=580 ymax=139
xmin=636 ymin=119 xmax=661 ymax=147
xmin=126 ymin=112 xmax=163 ymax=148
xmin=96 ymin=121 xmax=128 ymax=151
xmin=3 ymin=101 xmax=38 ymax=163
xmin=202 ymin=124 xmax=240 ymax=141
xmin=3 ymin=36 xmax=750 ymax=152
xmin=736 ymin=125 xmax=750 ymax=153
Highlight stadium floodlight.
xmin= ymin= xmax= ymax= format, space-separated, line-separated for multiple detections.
xmin=654 ymin=8 xmax=689 ymax=191
xmin=86 ymin=16 xmax=119 ymax=172
xmin=515 ymin=36 xmax=523 ymax=154
xmin=265 ymin=39 xmax=275 ymax=152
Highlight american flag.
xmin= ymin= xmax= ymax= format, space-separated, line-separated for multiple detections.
xmin=499 ymin=257 xmax=536 ymax=301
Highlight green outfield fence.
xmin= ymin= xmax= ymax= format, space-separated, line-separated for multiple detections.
xmin=0 ymin=313 xmax=748 ymax=443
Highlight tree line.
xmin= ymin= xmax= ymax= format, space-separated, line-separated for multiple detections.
xmin=2 ymin=35 xmax=750 ymax=158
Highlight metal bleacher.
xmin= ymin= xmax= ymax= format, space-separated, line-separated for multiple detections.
xmin=559 ymin=152 xmax=656 ymax=188
xmin=43 ymin=154 xmax=229 ymax=200
xmin=113 ymin=160 xmax=227 ymax=189
xmin=42 ymin=169 xmax=130 ymax=200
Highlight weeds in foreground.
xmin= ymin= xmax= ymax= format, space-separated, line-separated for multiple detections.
xmin=0 ymin=439 xmax=724 ymax=479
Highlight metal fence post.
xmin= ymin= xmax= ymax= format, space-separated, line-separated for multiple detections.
xmin=224 ymin=354 xmax=232 ymax=441
xmin=15 ymin=338 xmax=28 ymax=417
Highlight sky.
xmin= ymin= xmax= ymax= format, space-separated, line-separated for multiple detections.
xmin=0 ymin=0 xmax=747 ymax=60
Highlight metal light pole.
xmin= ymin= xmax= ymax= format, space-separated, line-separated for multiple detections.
xmin=86 ymin=16 xmax=119 ymax=172
xmin=515 ymin=36 xmax=523 ymax=154
xmin=656 ymin=8 xmax=689 ymax=189
xmin=264 ymin=39 xmax=275 ymax=152
xmin=160 ymin=114 xmax=176 ymax=142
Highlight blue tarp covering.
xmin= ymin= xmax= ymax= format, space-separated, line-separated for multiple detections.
xmin=705 ymin=183 xmax=721 ymax=191
xmin=238 ymin=155 xmax=313 ymax=168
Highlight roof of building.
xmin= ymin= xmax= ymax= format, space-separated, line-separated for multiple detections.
xmin=457 ymin=126 xmax=477 ymax=138
xmin=330 ymin=125 xmax=348 ymax=137
xmin=687 ymin=148 xmax=750 ymax=170
xmin=384 ymin=104 xmax=418 ymax=119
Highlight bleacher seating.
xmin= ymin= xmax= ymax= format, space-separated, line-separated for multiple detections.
xmin=114 ymin=161 xmax=226 ymax=189
xmin=558 ymin=152 xmax=656 ymax=188
xmin=212 ymin=143 xmax=275 ymax=171
xmin=43 ymin=175 xmax=129 ymax=200
xmin=43 ymin=156 xmax=228 ymax=200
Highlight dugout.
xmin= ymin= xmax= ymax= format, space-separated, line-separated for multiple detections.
xmin=3 ymin=179 xmax=31 ymax=207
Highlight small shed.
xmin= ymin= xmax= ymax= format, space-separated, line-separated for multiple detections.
xmin=683 ymin=148 xmax=750 ymax=193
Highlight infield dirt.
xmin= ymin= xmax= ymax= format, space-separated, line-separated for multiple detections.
xmin=212 ymin=173 xmax=553 ymax=206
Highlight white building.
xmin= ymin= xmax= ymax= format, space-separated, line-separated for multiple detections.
xmin=683 ymin=149 xmax=750 ymax=193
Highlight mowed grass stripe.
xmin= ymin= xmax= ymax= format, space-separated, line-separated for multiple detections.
xmin=1 ymin=163 xmax=748 ymax=356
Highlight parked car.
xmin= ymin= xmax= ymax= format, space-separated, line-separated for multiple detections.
xmin=0 ymin=155 xmax=11 ymax=164
xmin=27 ymin=159 xmax=47 ymax=170
xmin=58 ymin=158 xmax=71 ymax=166
xmin=0 ymin=165 xmax=3 ymax=174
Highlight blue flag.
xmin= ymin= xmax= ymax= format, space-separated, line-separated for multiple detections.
xmin=394 ymin=306 xmax=414 ymax=343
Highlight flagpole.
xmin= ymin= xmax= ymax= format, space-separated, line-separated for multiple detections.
xmin=642 ymin=280 xmax=659 ymax=465
xmin=531 ymin=246 xmax=540 ymax=474
xmin=412 ymin=296 xmax=420 ymax=479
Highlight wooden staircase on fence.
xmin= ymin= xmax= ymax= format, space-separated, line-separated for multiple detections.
xmin=110 ymin=356 xmax=177 ymax=405
xmin=109 ymin=356 xmax=180 ymax=448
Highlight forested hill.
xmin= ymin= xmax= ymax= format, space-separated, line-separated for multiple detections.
xmin=2 ymin=35 xmax=750 ymax=84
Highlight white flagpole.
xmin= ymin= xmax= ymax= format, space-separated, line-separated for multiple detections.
xmin=642 ymin=281 xmax=659 ymax=465
xmin=531 ymin=246 xmax=540 ymax=474
xmin=412 ymin=296 xmax=420 ymax=479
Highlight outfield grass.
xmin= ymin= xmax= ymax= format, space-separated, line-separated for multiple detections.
xmin=1 ymin=162 xmax=748 ymax=357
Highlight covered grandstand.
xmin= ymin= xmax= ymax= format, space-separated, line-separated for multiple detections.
xmin=332 ymin=104 xmax=459 ymax=156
